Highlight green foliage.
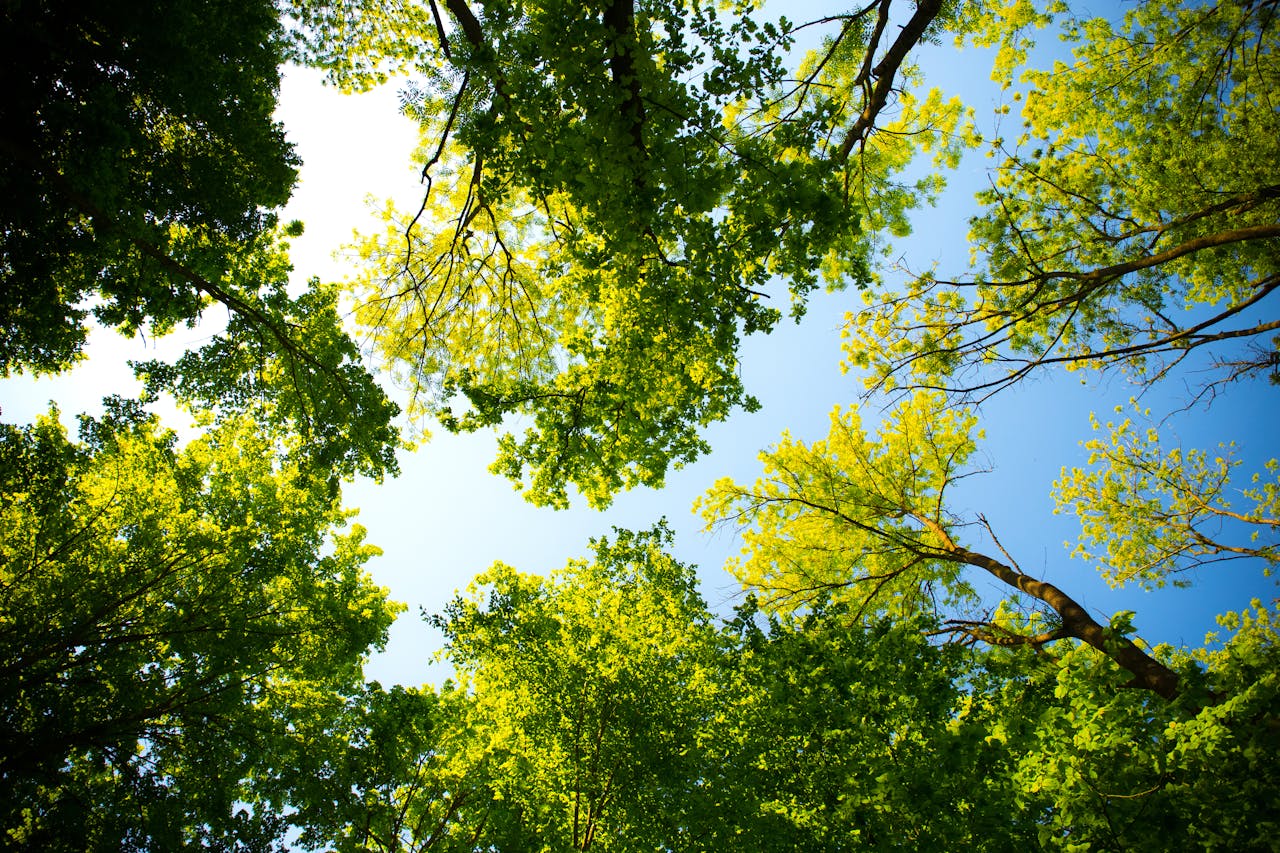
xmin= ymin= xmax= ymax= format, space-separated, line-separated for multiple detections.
xmin=277 ymin=533 xmax=1044 ymax=851
xmin=0 ymin=0 xmax=296 ymax=373
xmin=0 ymin=0 xmax=401 ymax=480
xmin=250 ymin=680 xmax=484 ymax=852
xmin=701 ymin=390 xmax=1193 ymax=700
xmin=1054 ymin=403 xmax=1279 ymax=589
xmin=698 ymin=391 xmax=981 ymax=617
xmin=256 ymin=524 xmax=721 ymax=851
xmin=845 ymin=0 xmax=1280 ymax=397
xmin=339 ymin=0 xmax=975 ymax=506
xmin=268 ymin=528 xmax=1280 ymax=851
xmin=4 ymin=0 xmax=1277 ymax=848
xmin=0 ymin=405 xmax=400 ymax=849
xmin=965 ymin=601 xmax=1280 ymax=850
xmin=708 ymin=602 xmax=1036 ymax=851
xmin=133 ymin=228 xmax=402 ymax=483
xmin=432 ymin=523 xmax=719 ymax=849
xmin=284 ymin=0 xmax=439 ymax=89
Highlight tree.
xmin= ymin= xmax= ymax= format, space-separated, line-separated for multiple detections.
xmin=699 ymin=391 xmax=1202 ymax=700
xmin=429 ymin=524 xmax=720 ymax=849
xmin=0 ymin=402 xmax=400 ymax=849
xmin=700 ymin=391 xmax=1280 ymax=846
xmin=844 ymin=0 xmax=1280 ymax=400
xmin=7 ymin=0 xmax=1275 ymax=846
xmin=0 ymin=0 xmax=401 ymax=480
xmin=0 ymin=0 xmax=294 ymax=374
xmin=259 ymin=524 xmax=721 ymax=851
xmin=960 ymin=599 xmax=1280 ymax=850
xmin=705 ymin=600 xmax=1037 ymax=851
xmin=312 ymin=0 xmax=976 ymax=507
xmin=275 ymin=530 xmax=1041 ymax=852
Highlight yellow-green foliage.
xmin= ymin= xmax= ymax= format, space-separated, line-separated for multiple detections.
xmin=698 ymin=392 xmax=980 ymax=616
xmin=1054 ymin=403 xmax=1278 ymax=588
xmin=845 ymin=0 xmax=1280 ymax=395
xmin=0 ymin=407 xmax=399 ymax=847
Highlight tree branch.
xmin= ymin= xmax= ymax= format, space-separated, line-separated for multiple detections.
xmin=603 ymin=0 xmax=646 ymax=160
xmin=945 ymin=545 xmax=1183 ymax=700
xmin=836 ymin=0 xmax=944 ymax=161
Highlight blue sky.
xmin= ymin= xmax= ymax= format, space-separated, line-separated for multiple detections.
xmin=4 ymin=4 xmax=1275 ymax=688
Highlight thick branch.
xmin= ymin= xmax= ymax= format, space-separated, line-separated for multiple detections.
xmin=968 ymin=222 xmax=1280 ymax=297
xmin=906 ymin=510 xmax=1181 ymax=698
xmin=443 ymin=0 xmax=485 ymax=52
xmin=949 ymin=546 xmax=1183 ymax=700
xmin=603 ymin=0 xmax=646 ymax=159
xmin=836 ymin=0 xmax=944 ymax=160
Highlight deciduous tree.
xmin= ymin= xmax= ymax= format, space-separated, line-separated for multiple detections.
xmin=430 ymin=524 xmax=719 ymax=849
xmin=0 ymin=403 xmax=399 ymax=849
xmin=845 ymin=0 xmax=1280 ymax=399
xmin=322 ymin=0 xmax=975 ymax=506
xmin=0 ymin=0 xmax=295 ymax=374
xmin=699 ymin=391 xmax=1193 ymax=700
xmin=699 ymin=385 xmax=1280 ymax=844
xmin=0 ymin=0 xmax=401 ymax=479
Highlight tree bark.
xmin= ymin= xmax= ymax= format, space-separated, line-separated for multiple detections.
xmin=952 ymin=547 xmax=1183 ymax=700
xmin=603 ymin=0 xmax=646 ymax=159
xmin=837 ymin=0 xmax=944 ymax=160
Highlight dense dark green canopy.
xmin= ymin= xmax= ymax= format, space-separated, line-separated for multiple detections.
xmin=0 ymin=0 xmax=296 ymax=372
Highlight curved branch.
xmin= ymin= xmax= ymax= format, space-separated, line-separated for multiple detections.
xmin=946 ymin=545 xmax=1183 ymax=700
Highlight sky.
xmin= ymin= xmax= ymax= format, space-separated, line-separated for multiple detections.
xmin=4 ymin=4 xmax=1276 ymax=688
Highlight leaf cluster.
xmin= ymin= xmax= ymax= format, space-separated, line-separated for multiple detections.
xmin=845 ymin=0 xmax=1280 ymax=400
xmin=0 ymin=406 xmax=400 ymax=848
xmin=340 ymin=0 xmax=977 ymax=506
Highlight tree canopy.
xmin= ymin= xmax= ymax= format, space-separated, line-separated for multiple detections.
xmin=0 ymin=403 xmax=399 ymax=849
xmin=250 ymin=528 xmax=1279 ymax=850
xmin=319 ymin=0 xmax=975 ymax=506
xmin=699 ymin=391 xmax=1201 ymax=700
xmin=2 ymin=0 xmax=1278 ymax=848
xmin=844 ymin=0 xmax=1280 ymax=399
xmin=0 ymin=0 xmax=401 ymax=481
xmin=0 ymin=0 xmax=295 ymax=373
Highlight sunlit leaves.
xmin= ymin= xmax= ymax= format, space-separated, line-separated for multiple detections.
xmin=846 ymin=0 xmax=1280 ymax=398
xmin=699 ymin=391 xmax=980 ymax=616
xmin=432 ymin=523 xmax=718 ymax=848
xmin=284 ymin=0 xmax=440 ymax=90
xmin=342 ymin=0 xmax=982 ymax=506
xmin=0 ymin=406 xmax=399 ymax=848
xmin=135 ymin=225 xmax=401 ymax=483
xmin=1053 ymin=403 xmax=1279 ymax=589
